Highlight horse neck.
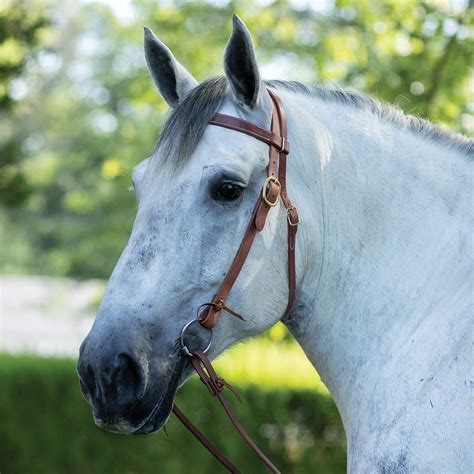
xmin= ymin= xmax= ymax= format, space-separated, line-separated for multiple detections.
xmin=282 ymin=91 xmax=471 ymax=422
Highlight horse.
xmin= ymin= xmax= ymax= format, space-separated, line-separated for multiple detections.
xmin=77 ymin=15 xmax=473 ymax=473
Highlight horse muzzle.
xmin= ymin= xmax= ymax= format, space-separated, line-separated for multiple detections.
xmin=76 ymin=335 xmax=185 ymax=435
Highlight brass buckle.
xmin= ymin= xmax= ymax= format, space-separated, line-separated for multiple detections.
xmin=287 ymin=207 xmax=299 ymax=226
xmin=262 ymin=176 xmax=281 ymax=207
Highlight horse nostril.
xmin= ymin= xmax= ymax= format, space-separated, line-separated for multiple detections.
xmin=113 ymin=353 xmax=146 ymax=401
xmin=77 ymin=362 xmax=97 ymax=401
xmin=77 ymin=349 xmax=147 ymax=418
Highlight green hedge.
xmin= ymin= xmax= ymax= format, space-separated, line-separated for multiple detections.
xmin=0 ymin=354 xmax=346 ymax=473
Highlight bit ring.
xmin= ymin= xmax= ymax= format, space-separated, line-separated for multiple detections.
xmin=180 ymin=319 xmax=213 ymax=357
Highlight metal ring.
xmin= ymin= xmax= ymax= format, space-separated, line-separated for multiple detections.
xmin=179 ymin=319 xmax=213 ymax=357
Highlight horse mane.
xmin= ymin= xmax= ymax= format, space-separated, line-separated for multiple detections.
xmin=268 ymin=79 xmax=473 ymax=158
xmin=155 ymin=75 xmax=473 ymax=167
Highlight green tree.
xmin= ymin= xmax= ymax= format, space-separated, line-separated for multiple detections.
xmin=0 ymin=0 xmax=472 ymax=278
xmin=0 ymin=0 xmax=48 ymax=207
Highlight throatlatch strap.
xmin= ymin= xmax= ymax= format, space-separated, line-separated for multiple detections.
xmin=268 ymin=90 xmax=299 ymax=315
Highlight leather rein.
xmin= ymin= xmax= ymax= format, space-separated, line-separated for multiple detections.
xmin=172 ymin=90 xmax=299 ymax=473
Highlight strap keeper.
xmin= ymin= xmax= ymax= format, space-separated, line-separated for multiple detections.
xmin=279 ymin=137 xmax=290 ymax=154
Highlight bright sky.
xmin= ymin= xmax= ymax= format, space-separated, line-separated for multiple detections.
xmin=89 ymin=0 xmax=470 ymax=27
xmin=92 ymin=0 xmax=336 ymax=25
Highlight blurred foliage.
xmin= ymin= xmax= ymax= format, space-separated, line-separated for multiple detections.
xmin=217 ymin=327 xmax=326 ymax=390
xmin=0 ymin=0 xmax=472 ymax=278
xmin=0 ymin=0 xmax=48 ymax=207
xmin=0 ymin=354 xmax=345 ymax=473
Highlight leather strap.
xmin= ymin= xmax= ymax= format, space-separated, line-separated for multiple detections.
xmin=209 ymin=114 xmax=290 ymax=155
xmin=174 ymin=355 xmax=280 ymax=473
xmin=180 ymin=351 xmax=281 ymax=473
xmin=269 ymin=90 xmax=299 ymax=315
xmin=199 ymin=90 xmax=298 ymax=330
xmin=174 ymin=90 xmax=298 ymax=473
xmin=172 ymin=405 xmax=241 ymax=473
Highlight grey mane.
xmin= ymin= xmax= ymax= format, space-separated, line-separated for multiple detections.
xmin=155 ymin=76 xmax=473 ymax=167
xmin=268 ymin=79 xmax=473 ymax=158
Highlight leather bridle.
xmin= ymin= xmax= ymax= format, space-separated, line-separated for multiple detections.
xmin=172 ymin=90 xmax=299 ymax=473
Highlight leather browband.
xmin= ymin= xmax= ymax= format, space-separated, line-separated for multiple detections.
xmin=209 ymin=113 xmax=290 ymax=154
xmin=173 ymin=90 xmax=299 ymax=473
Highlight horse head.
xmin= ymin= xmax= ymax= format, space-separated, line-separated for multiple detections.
xmin=77 ymin=16 xmax=299 ymax=435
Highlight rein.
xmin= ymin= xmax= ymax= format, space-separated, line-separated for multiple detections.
xmin=172 ymin=90 xmax=299 ymax=473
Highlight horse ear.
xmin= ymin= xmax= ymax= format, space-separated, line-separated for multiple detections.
xmin=144 ymin=27 xmax=198 ymax=107
xmin=224 ymin=15 xmax=261 ymax=109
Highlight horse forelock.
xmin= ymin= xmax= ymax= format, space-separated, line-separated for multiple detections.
xmin=153 ymin=76 xmax=229 ymax=169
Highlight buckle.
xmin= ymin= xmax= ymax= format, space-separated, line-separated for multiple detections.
xmin=287 ymin=207 xmax=299 ymax=226
xmin=262 ymin=176 xmax=281 ymax=207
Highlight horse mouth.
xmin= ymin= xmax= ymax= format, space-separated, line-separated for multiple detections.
xmin=129 ymin=356 xmax=187 ymax=435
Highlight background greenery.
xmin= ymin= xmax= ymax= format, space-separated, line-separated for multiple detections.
xmin=0 ymin=0 xmax=472 ymax=277
xmin=0 ymin=1 xmax=472 ymax=473
xmin=0 ymin=354 xmax=345 ymax=474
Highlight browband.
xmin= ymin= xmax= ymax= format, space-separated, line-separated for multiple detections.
xmin=209 ymin=113 xmax=290 ymax=154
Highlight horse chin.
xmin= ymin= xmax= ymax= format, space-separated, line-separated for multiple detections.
xmin=93 ymin=395 xmax=175 ymax=435
xmin=130 ymin=356 xmax=187 ymax=435
xmin=131 ymin=409 xmax=172 ymax=435
xmin=95 ymin=356 xmax=186 ymax=435
xmin=131 ymin=389 xmax=176 ymax=435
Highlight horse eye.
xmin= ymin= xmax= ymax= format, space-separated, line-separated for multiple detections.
xmin=213 ymin=182 xmax=244 ymax=202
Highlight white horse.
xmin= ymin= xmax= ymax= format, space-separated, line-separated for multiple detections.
xmin=77 ymin=16 xmax=473 ymax=472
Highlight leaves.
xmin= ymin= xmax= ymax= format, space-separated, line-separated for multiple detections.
xmin=1 ymin=0 xmax=472 ymax=278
